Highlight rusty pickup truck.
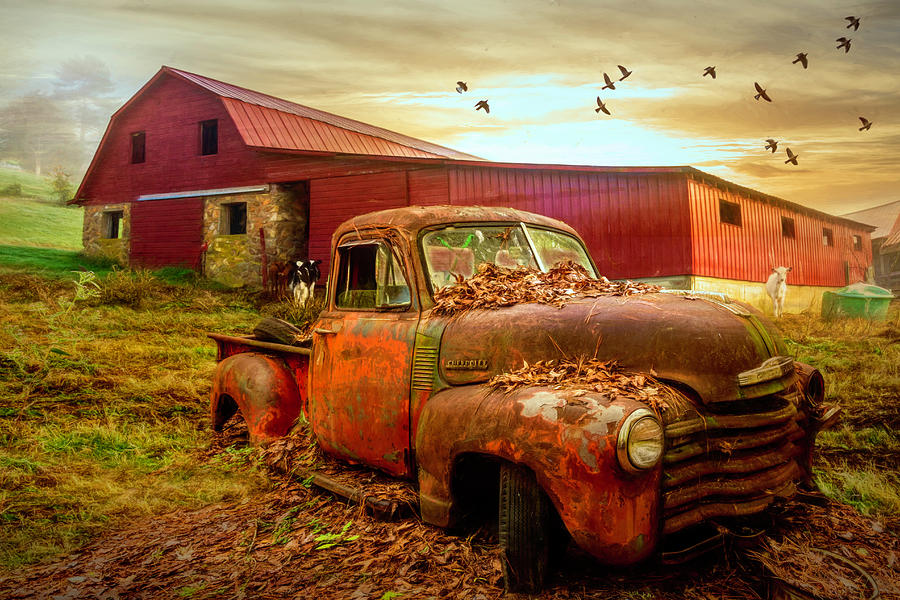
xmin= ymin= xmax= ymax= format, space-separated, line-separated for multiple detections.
xmin=209 ymin=205 xmax=834 ymax=592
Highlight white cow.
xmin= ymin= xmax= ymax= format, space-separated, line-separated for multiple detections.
xmin=766 ymin=266 xmax=791 ymax=318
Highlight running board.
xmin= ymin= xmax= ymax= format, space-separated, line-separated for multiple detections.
xmin=306 ymin=471 xmax=416 ymax=521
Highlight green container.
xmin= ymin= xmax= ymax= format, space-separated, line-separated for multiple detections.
xmin=821 ymin=282 xmax=895 ymax=321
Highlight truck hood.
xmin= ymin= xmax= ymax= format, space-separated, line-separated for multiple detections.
xmin=435 ymin=292 xmax=791 ymax=405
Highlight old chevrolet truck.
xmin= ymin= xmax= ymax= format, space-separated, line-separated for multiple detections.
xmin=209 ymin=205 xmax=834 ymax=592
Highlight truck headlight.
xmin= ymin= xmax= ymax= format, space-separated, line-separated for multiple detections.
xmin=616 ymin=409 xmax=664 ymax=473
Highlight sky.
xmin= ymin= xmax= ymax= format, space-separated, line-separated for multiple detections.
xmin=2 ymin=0 xmax=898 ymax=217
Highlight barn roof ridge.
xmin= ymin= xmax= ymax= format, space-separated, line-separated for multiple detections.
xmin=161 ymin=66 xmax=481 ymax=161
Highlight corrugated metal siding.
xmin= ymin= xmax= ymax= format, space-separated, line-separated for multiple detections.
xmin=408 ymin=168 xmax=449 ymax=206
xmin=688 ymin=179 xmax=872 ymax=286
xmin=130 ymin=197 xmax=204 ymax=268
xmin=309 ymin=172 xmax=409 ymax=277
xmin=446 ymin=166 xmax=692 ymax=280
xmin=222 ymin=99 xmax=448 ymax=159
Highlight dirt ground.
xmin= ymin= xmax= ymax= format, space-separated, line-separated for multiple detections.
xmin=1 ymin=435 xmax=897 ymax=600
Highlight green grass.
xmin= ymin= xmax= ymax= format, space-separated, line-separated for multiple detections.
xmin=0 ymin=168 xmax=55 ymax=200
xmin=0 ymin=197 xmax=83 ymax=250
xmin=0 ymin=266 xmax=271 ymax=569
xmin=778 ymin=305 xmax=900 ymax=516
xmin=0 ymin=246 xmax=116 ymax=278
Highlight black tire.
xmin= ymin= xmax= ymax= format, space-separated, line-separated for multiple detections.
xmin=252 ymin=317 xmax=303 ymax=345
xmin=499 ymin=463 xmax=552 ymax=593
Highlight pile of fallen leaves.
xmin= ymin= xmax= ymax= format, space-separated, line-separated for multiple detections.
xmin=755 ymin=498 xmax=899 ymax=600
xmin=488 ymin=357 xmax=678 ymax=415
xmin=432 ymin=261 xmax=661 ymax=315
xmin=754 ymin=537 xmax=879 ymax=599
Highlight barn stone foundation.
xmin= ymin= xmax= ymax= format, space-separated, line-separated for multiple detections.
xmin=203 ymin=183 xmax=308 ymax=288
xmin=82 ymin=203 xmax=131 ymax=265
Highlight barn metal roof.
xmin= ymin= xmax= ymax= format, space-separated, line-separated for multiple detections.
xmin=165 ymin=67 xmax=480 ymax=160
xmin=841 ymin=199 xmax=900 ymax=240
xmin=881 ymin=213 xmax=900 ymax=251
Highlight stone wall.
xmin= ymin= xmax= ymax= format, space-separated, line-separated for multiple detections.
xmin=202 ymin=183 xmax=309 ymax=287
xmin=82 ymin=203 xmax=131 ymax=265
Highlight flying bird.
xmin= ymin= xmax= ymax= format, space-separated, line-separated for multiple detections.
xmin=595 ymin=97 xmax=610 ymax=115
xmin=836 ymin=37 xmax=852 ymax=53
xmin=703 ymin=66 xmax=717 ymax=79
xmin=474 ymin=99 xmax=490 ymax=113
xmin=765 ymin=139 xmax=778 ymax=153
xmin=601 ymin=72 xmax=617 ymax=90
xmin=858 ymin=117 xmax=872 ymax=131
xmin=792 ymin=52 xmax=808 ymax=68
xmin=617 ymin=65 xmax=632 ymax=81
xmin=754 ymin=82 xmax=772 ymax=102
xmin=845 ymin=16 xmax=860 ymax=31
xmin=784 ymin=148 xmax=799 ymax=165
xmin=455 ymin=81 xmax=468 ymax=93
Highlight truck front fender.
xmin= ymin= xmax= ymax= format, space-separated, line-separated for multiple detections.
xmin=210 ymin=352 xmax=302 ymax=444
xmin=415 ymin=384 xmax=662 ymax=565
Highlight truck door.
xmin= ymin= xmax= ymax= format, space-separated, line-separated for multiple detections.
xmin=310 ymin=238 xmax=419 ymax=478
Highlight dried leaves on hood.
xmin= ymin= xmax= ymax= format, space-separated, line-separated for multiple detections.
xmin=488 ymin=357 xmax=674 ymax=414
xmin=432 ymin=261 xmax=661 ymax=315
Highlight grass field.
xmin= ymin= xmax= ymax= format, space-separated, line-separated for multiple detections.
xmin=0 ymin=199 xmax=83 ymax=250
xmin=0 ymin=251 xmax=897 ymax=577
xmin=0 ymin=168 xmax=84 ymax=251
xmin=0 ymin=168 xmax=56 ymax=200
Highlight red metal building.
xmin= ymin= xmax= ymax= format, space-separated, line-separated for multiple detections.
xmin=73 ymin=67 xmax=874 ymax=309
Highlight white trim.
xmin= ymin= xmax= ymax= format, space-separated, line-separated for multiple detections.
xmin=136 ymin=185 xmax=268 ymax=201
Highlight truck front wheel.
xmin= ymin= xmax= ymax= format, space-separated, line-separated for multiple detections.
xmin=499 ymin=463 xmax=551 ymax=593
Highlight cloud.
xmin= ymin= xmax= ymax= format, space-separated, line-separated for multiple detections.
xmin=1 ymin=0 xmax=897 ymax=215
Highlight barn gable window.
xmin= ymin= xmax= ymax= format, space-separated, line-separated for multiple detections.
xmin=822 ymin=228 xmax=834 ymax=247
xmin=781 ymin=216 xmax=795 ymax=239
xmin=719 ymin=199 xmax=742 ymax=227
xmin=853 ymin=235 xmax=862 ymax=251
xmin=102 ymin=211 xmax=124 ymax=239
xmin=130 ymin=132 xmax=145 ymax=164
xmin=200 ymin=119 xmax=218 ymax=155
xmin=220 ymin=202 xmax=247 ymax=235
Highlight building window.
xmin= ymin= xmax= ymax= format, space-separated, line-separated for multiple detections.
xmin=823 ymin=228 xmax=834 ymax=247
xmin=130 ymin=132 xmax=145 ymax=164
xmin=221 ymin=202 xmax=247 ymax=235
xmin=102 ymin=211 xmax=123 ymax=239
xmin=719 ymin=199 xmax=742 ymax=227
xmin=853 ymin=235 xmax=862 ymax=251
xmin=781 ymin=216 xmax=795 ymax=239
xmin=200 ymin=119 xmax=218 ymax=155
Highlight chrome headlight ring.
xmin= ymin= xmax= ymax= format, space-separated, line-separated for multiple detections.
xmin=616 ymin=408 xmax=664 ymax=473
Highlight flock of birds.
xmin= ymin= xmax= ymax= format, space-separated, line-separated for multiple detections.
xmin=455 ymin=15 xmax=874 ymax=168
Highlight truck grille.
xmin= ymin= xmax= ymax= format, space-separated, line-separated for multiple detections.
xmin=661 ymin=391 xmax=808 ymax=535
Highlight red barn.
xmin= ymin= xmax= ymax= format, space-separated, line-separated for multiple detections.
xmin=73 ymin=66 xmax=874 ymax=313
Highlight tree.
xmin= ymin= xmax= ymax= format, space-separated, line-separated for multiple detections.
xmin=50 ymin=165 xmax=74 ymax=204
xmin=0 ymin=93 xmax=77 ymax=175
xmin=53 ymin=56 xmax=116 ymax=147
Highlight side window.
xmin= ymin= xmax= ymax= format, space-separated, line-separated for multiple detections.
xmin=200 ymin=119 xmax=218 ymax=155
xmin=131 ymin=132 xmax=145 ymax=164
xmin=102 ymin=211 xmax=123 ymax=239
xmin=220 ymin=202 xmax=247 ymax=235
xmin=335 ymin=242 xmax=411 ymax=310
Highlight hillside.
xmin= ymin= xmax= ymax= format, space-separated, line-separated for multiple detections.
xmin=0 ymin=168 xmax=83 ymax=250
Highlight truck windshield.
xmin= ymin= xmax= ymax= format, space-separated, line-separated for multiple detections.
xmin=421 ymin=224 xmax=595 ymax=291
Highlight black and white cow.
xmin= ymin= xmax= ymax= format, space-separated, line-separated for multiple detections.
xmin=288 ymin=259 xmax=322 ymax=305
